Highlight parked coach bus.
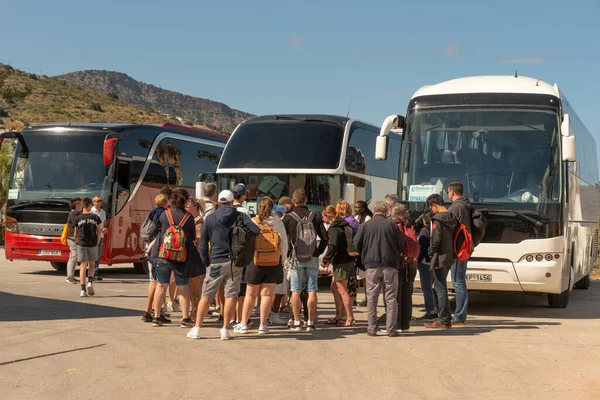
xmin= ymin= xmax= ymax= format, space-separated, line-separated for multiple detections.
xmin=1 ymin=123 xmax=227 ymax=273
xmin=376 ymin=75 xmax=600 ymax=308
xmin=203 ymin=114 xmax=401 ymax=213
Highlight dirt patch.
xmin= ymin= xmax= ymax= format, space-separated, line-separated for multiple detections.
xmin=592 ymin=262 xmax=600 ymax=280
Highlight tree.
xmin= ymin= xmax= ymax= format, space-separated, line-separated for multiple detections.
xmin=0 ymin=65 xmax=32 ymax=104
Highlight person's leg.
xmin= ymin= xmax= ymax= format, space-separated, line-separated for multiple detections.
xmin=365 ymin=268 xmax=382 ymax=334
xmin=272 ymin=294 xmax=283 ymax=313
xmin=399 ymin=268 xmax=417 ymax=331
xmin=195 ymin=298 xmax=211 ymax=327
xmin=94 ymin=238 xmax=103 ymax=278
xmin=216 ymin=283 xmax=225 ymax=316
xmin=432 ymin=267 xmax=451 ymax=326
xmin=451 ymin=260 xmax=469 ymax=322
xmin=289 ymin=263 xmax=304 ymax=325
xmin=177 ymin=284 xmax=190 ymax=321
xmin=259 ymin=283 xmax=276 ymax=328
xmin=335 ymin=279 xmax=354 ymax=324
xmin=241 ymin=284 xmax=260 ymax=325
xmin=154 ymin=284 xmax=169 ymax=318
xmin=330 ymin=278 xmax=343 ymax=319
xmin=67 ymin=239 xmax=77 ymax=279
xmin=383 ymin=268 xmax=399 ymax=335
xmin=221 ymin=262 xmax=242 ymax=331
xmin=237 ymin=296 xmax=245 ymax=322
xmin=418 ymin=262 xmax=437 ymax=315
xmin=145 ymin=280 xmax=157 ymax=314
xmin=190 ymin=275 xmax=205 ymax=320
xmin=194 ymin=265 xmax=224 ymax=328
xmin=305 ymin=257 xmax=319 ymax=323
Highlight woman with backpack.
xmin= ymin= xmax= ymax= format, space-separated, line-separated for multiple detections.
xmin=322 ymin=203 xmax=356 ymax=327
xmin=150 ymin=188 xmax=205 ymax=328
xmin=185 ymin=197 xmax=207 ymax=323
xmin=235 ymin=197 xmax=288 ymax=335
xmin=391 ymin=203 xmax=419 ymax=332
xmin=337 ymin=200 xmax=360 ymax=307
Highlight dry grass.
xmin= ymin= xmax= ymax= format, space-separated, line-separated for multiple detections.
xmin=592 ymin=262 xmax=600 ymax=281
xmin=1 ymin=68 xmax=179 ymax=130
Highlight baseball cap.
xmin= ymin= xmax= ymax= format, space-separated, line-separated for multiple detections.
xmin=278 ymin=196 xmax=292 ymax=206
xmin=218 ymin=190 xmax=234 ymax=204
xmin=232 ymin=183 xmax=250 ymax=198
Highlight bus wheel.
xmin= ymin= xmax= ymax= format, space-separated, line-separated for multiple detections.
xmin=547 ymin=288 xmax=570 ymax=308
xmin=574 ymin=274 xmax=591 ymax=290
xmin=133 ymin=261 xmax=148 ymax=275
xmin=50 ymin=262 xmax=67 ymax=271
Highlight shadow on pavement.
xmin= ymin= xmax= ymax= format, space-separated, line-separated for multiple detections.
xmin=0 ymin=291 xmax=141 ymax=322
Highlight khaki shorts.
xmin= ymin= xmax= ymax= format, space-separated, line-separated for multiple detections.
xmin=201 ymin=261 xmax=242 ymax=299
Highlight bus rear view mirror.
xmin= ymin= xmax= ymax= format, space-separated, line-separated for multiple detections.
xmin=104 ymin=138 xmax=118 ymax=166
xmin=562 ymin=135 xmax=576 ymax=162
xmin=377 ymin=115 xmax=404 ymax=161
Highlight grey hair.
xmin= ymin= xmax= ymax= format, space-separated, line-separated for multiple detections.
xmin=391 ymin=203 xmax=409 ymax=220
xmin=373 ymin=201 xmax=389 ymax=215
xmin=384 ymin=193 xmax=399 ymax=204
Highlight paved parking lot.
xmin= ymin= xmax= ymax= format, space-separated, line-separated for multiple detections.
xmin=2 ymin=252 xmax=600 ymax=400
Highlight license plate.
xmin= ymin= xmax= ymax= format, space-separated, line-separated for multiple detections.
xmin=39 ymin=250 xmax=61 ymax=256
xmin=466 ymin=273 xmax=492 ymax=282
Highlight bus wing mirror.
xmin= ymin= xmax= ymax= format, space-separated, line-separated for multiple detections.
xmin=561 ymin=114 xmax=576 ymax=162
xmin=343 ymin=182 xmax=357 ymax=206
xmin=377 ymin=115 xmax=404 ymax=161
xmin=103 ymin=138 xmax=118 ymax=166
xmin=562 ymin=135 xmax=576 ymax=162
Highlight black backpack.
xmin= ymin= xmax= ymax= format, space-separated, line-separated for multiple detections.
xmin=229 ymin=211 xmax=255 ymax=268
xmin=471 ymin=209 xmax=487 ymax=247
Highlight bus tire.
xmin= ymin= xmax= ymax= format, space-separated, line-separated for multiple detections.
xmin=133 ymin=261 xmax=148 ymax=275
xmin=574 ymin=274 xmax=591 ymax=290
xmin=547 ymin=288 xmax=570 ymax=308
xmin=50 ymin=262 xmax=67 ymax=271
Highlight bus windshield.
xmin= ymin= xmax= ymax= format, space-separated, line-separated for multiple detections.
xmin=219 ymin=120 xmax=345 ymax=170
xmin=401 ymin=107 xmax=561 ymax=208
xmin=219 ymin=174 xmax=341 ymax=213
xmin=7 ymin=131 xmax=109 ymax=206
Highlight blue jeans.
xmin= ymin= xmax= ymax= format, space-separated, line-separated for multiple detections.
xmin=94 ymin=238 xmax=104 ymax=277
xmin=451 ymin=259 xmax=469 ymax=322
xmin=417 ymin=262 xmax=437 ymax=314
xmin=289 ymin=257 xmax=319 ymax=292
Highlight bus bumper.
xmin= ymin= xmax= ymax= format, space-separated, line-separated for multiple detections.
xmin=4 ymin=232 xmax=69 ymax=262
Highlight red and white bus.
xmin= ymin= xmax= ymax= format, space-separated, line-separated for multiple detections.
xmin=1 ymin=123 xmax=227 ymax=273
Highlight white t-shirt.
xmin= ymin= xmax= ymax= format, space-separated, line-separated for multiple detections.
xmin=91 ymin=206 xmax=107 ymax=238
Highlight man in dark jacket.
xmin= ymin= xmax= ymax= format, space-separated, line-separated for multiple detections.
xmin=187 ymin=190 xmax=259 ymax=341
xmin=353 ymin=201 xmax=404 ymax=337
xmin=425 ymin=194 xmax=458 ymax=329
xmin=282 ymin=189 xmax=328 ymax=331
xmin=447 ymin=182 xmax=471 ymax=326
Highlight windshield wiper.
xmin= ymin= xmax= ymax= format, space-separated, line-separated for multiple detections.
xmin=9 ymin=200 xmax=69 ymax=210
xmin=272 ymin=116 xmax=342 ymax=126
xmin=487 ymin=210 xmax=544 ymax=227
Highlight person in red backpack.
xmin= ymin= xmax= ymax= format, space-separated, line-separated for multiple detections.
xmin=391 ymin=204 xmax=419 ymax=333
xmin=424 ymin=194 xmax=458 ymax=329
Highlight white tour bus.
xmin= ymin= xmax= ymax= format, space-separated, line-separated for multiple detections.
xmin=376 ymin=76 xmax=599 ymax=308
xmin=203 ymin=114 xmax=401 ymax=214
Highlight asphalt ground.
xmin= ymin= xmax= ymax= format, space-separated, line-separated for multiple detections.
xmin=1 ymin=251 xmax=600 ymax=400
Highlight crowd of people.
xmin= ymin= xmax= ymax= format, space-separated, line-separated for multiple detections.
xmin=64 ymin=181 xmax=475 ymax=338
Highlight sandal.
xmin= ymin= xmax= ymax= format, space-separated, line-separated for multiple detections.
xmin=338 ymin=318 xmax=356 ymax=327
xmin=328 ymin=317 xmax=344 ymax=325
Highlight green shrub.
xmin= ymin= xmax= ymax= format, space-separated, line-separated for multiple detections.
xmin=108 ymin=92 xmax=119 ymax=100
xmin=90 ymin=103 xmax=103 ymax=112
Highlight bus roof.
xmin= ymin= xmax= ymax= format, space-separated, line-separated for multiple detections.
xmin=243 ymin=114 xmax=350 ymax=126
xmin=21 ymin=122 xmax=228 ymax=141
xmin=412 ymin=75 xmax=560 ymax=99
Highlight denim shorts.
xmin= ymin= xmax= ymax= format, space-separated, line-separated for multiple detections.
xmin=289 ymin=257 xmax=319 ymax=292
xmin=155 ymin=264 xmax=190 ymax=286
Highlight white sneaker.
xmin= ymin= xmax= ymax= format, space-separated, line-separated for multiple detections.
xmin=80 ymin=290 xmax=88 ymax=297
xmin=220 ymin=328 xmax=231 ymax=340
xmin=258 ymin=325 xmax=269 ymax=335
xmin=233 ymin=324 xmax=249 ymax=334
xmin=86 ymin=282 xmax=94 ymax=296
xmin=167 ymin=301 xmax=181 ymax=312
xmin=186 ymin=327 xmax=201 ymax=340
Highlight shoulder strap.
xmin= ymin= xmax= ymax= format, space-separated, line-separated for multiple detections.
xmin=166 ymin=209 xmax=175 ymax=226
xmin=289 ymin=212 xmax=303 ymax=224
xmin=179 ymin=212 xmax=191 ymax=227
xmin=307 ymin=212 xmax=315 ymax=222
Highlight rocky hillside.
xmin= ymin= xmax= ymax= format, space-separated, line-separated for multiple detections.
xmin=58 ymin=70 xmax=253 ymax=133
xmin=0 ymin=64 xmax=181 ymax=131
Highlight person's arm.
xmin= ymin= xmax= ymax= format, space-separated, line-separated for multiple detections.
xmin=429 ymin=221 xmax=441 ymax=258
xmin=275 ymin=219 xmax=289 ymax=265
xmin=322 ymin=228 xmax=337 ymax=265
xmin=242 ymin=213 xmax=260 ymax=236
xmin=353 ymin=224 xmax=364 ymax=254
xmin=73 ymin=226 xmax=78 ymax=245
xmin=97 ymin=224 xmax=102 ymax=246
xmin=199 ymin=220 xmax=210 ymax=267
xmin=315 ymin=214 xmax=328 ymax=255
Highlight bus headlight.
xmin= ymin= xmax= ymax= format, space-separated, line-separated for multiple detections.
xmin=5 ymin=217 xmax=19 ymax=233
xmin=535 ymin=254 xmax=544 ymax=262
xmin=526 ymin=255 xmax=534 ymax=262
xmin=545 ymin=254 xmax=553 ymax=261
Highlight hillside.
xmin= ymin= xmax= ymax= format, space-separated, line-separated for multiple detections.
xmin=0 ymin=64 xmax=181 ymax=131
xmin=58 ymin=70 xmax=253 ymax=133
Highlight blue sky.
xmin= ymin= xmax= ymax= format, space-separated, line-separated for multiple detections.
xmin=1 ymin=0 xmax=599 ymax=139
